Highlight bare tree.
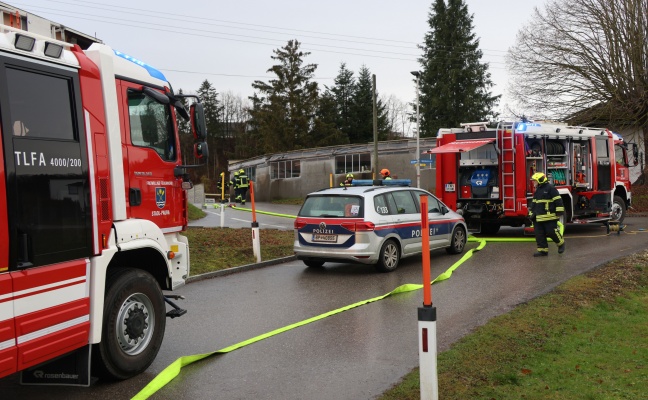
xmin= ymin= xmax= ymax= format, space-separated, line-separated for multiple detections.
xmin=507 ymin=0 xmax=648 ymax=163
xmin=220 ymin=91 xmax=252 ymax=160
xmin=381 ymin=94 xmax=413 ymax=138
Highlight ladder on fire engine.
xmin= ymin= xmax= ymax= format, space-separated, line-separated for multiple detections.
xmin=498 ymin=122 xmax=516 ymax=212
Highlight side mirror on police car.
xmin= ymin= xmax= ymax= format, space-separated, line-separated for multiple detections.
xmin=194 ymin=142 xmax=208 ymax=160
xmin=190 ymin=102 xmax=207 ymax=140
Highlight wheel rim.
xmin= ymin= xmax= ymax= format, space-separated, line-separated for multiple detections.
xmin=116 ymin=292 xmax=155 ymax=356
xmin=383 ymin=243 xmax=399 ymax=269
xmin=453 ymin=229 xmax=466 ymax=252
xmin=610 ymin=202 xmax=622 ymax=221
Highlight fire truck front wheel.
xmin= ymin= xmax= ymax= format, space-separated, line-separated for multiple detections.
xmin=610 ymin=195 xmax=626 ymax=223
xmin=93 ymin=268 xmax=166 ymax=380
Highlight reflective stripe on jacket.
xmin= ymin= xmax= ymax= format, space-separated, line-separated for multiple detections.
xmin=530 ymin=182 xmax=564 ymax=222
xmin=238 ymin=175 xmax=249 ymax=188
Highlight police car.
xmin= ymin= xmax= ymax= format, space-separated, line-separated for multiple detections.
xmin=293 ymin=180 xmax=468 ymax=272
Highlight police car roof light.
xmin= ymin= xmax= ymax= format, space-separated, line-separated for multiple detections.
xmin=351 ymin=179 xmax=411 ymax=187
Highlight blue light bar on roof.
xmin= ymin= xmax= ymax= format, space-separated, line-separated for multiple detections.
xmin=113 ymin=50 xmax=167 ymax=81
xmin=352 ymin=179 xmax=411 ymax=187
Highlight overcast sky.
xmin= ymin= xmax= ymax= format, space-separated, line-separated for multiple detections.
xmin=13 ymin=0 xmax=546 ymax=113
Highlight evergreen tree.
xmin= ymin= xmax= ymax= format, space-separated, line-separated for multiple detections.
xmin=249 ymin=40 xmax=319 ymax=153
xmin=330 ymin=63 xmax=355 ymax=140
xmin=312 ymin=91 xmax=349 ymax=147
xmin=196 ymin=80 xmax=221 ymax=181
xmin=417 ymin=0 xmax=499 ymax=137
xmin=349 ymin=65 xmax=390 ymax=143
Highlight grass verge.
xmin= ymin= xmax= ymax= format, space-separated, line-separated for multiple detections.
xmin=380 ymin=251 xmax=648 ymax=399
xmin=184 ymin=227 xmax=294 ymax=276
xmin=188 ymin=203 xmax=207 ymax=220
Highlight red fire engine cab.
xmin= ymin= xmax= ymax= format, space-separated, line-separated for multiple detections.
xmin=0 ymin=22 xmax=206 ymax=384
xmin=429 ymin=121 xmax=638 ymax=234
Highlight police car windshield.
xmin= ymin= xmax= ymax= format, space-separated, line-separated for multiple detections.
xmin=299 ymin=195 xmax=363 ymax=218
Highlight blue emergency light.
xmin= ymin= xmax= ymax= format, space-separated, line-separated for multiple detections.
xmin=351 ymin=179 xmax=411 ymax=187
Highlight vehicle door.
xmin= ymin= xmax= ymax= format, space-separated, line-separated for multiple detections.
xmin=386 ymin=190 xmax=421 ymax=255
xmin=413 ymin=191 xmax=452 ymax=250
xmin=0 ymin=54 xmax=91 ymax=376
xmin=118 ymin=82 xmax=185 ymax=230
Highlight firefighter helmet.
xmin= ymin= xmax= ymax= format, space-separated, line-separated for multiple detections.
xmin=380 ymin=168 xmax=390 ymax=177
xmin=239 ymin=169 xmax=245 ymax=174
xmin=531 ymin=172 xmax=548 ymax=184
xmin=346 ymin=173 xmax=354 ymax=179
xmin=234 ymin=171 xmax=239 ymax=176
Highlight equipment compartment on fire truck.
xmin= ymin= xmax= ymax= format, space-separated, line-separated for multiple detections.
xmin=429 ymin=120 xmax=637 ymax=234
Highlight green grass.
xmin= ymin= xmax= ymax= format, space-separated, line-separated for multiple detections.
xmin=184 ymin=227 xmax=294 ymax=275
xmin=380 ymin=253 xmax=648 ymax=400
xmin=188 ymin=203 xmax=207 ymax=220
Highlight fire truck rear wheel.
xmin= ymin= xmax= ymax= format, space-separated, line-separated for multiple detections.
xmin=93 ymin=268 xmax=166 ymax=380
xmin=610 ymin=195 xmax=626 ymax=223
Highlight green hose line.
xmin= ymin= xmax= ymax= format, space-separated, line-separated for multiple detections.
xmin=230 ymin=205 xmax=297 ymax=219
xmin=131 ymin=239 xmax=487 ymax=399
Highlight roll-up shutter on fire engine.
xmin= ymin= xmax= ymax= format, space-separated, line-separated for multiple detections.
xmin=424 ymin=138 xmax=495 ymax=154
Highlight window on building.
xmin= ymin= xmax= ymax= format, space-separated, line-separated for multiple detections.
xmin=335 ymin=153 xmax=371 ymax=174
xmin=270 ymin=160 xmax=301 ymax=179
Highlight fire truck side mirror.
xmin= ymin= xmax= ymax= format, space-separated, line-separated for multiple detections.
xmin=632 ymin=143 xmax=639 ymax=166
xmin=194 ymin=141 xmax=208 ymax=160
xmin=190 ymin=103 xmax=207 ymax=140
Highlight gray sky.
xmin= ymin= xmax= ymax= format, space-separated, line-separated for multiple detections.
xmin=14 ymin=0 xmax=546 ymax=113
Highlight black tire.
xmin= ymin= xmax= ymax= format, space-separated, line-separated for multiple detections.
xmin=610 ymin=195 xmax=626 ymax=223
xmin=303 ymin=260 xmax=324 ymax=268
xmin=446 ymin=226 xmax=467 ymax=254
xmin=375 ymin=239 xmax=400 ymax=273
xmin=93 ymin=268 xmax=166 ymax=380
xmin=480 ymin=223 xmax=500 ymax=235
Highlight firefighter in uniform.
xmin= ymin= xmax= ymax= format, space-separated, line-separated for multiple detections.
xmin=236 ymin=169 xmax=249 ymax=204
xmin=380 ymin=168 xmax=392 ymax=180
xmin=231 ymin=171 xmax=240 ymax=203
xmin=528 ymin=172 xmax=566 ymax=257
xmin=340 ymin=173 xmax=354 ymax=186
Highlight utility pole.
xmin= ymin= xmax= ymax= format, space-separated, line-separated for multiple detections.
xmin=411 ymin=71 xmax=421 ymax=188
xmin=372 ymin=74 xmax=378 ymax=180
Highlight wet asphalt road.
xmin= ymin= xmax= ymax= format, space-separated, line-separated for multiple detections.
xmin=2 ymin=215 xmax=647 ymax=400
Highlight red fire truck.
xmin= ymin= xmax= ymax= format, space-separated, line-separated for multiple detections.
xmin=0 ymin=19 xmax=206 ymax=384
xmin=428 ymin=121 xmax=638 ymax=234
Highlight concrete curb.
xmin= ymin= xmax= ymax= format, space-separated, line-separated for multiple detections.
xmin=186 ymin=255 xmax=298 ymax=284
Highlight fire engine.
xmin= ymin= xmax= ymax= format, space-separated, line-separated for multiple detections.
xmin=428 ymin=121 xmax=638 ymax=234
xmin=0 ymin=10 xmax=207 ymax=385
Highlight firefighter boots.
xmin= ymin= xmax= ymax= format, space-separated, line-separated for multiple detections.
xmin=558 ymin=243 xmax=565 ymax=254
xmin=533 ymin=251 xmax=548 ymax=257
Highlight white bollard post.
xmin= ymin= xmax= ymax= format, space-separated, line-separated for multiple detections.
xmin=418 ymin=307 xmax=438 ymax=400
xmin=220 ymin=202 xmax=225 ymax=228
xmin=251 ymin=222 xmax=261 ymax=263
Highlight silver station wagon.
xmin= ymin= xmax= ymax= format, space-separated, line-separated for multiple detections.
xmin=293 ymin=181 xmax=468 ymax=272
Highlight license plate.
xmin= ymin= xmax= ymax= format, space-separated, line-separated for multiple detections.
xmin=312 ymin=234 xmax=337 ymax=243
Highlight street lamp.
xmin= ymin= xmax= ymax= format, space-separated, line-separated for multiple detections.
xmin=411 ymin=71 xmax=421 ymax=188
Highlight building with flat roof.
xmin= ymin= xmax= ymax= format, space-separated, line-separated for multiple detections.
xmin=229 ymin=138 xmax=439 ymax=201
